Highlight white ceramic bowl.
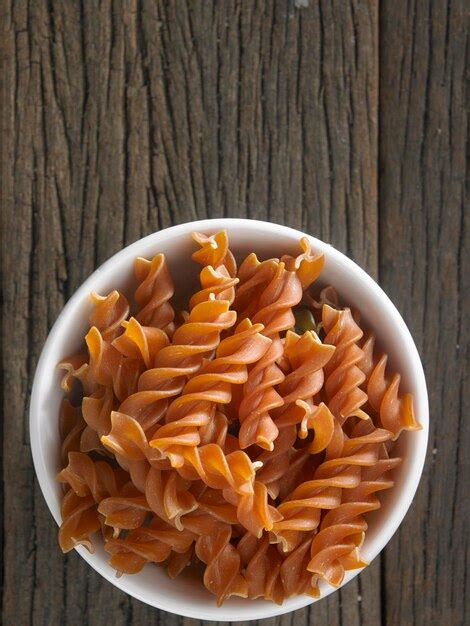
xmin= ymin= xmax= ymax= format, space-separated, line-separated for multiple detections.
xmin=30 ymin=219 xmax=428 ymax=621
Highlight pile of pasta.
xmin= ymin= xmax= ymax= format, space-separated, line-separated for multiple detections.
xmin=56 ymin=230 xmax=421 ymax=605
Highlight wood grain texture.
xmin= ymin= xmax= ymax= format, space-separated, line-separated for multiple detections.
xmin=0 ymin=0 xmax=466 ymax=625
xmin=379 ymin=1 xmax=469 ymax=625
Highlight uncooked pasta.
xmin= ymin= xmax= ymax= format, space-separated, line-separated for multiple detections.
xmin=56 ymin=230 xmax=421 ymax=605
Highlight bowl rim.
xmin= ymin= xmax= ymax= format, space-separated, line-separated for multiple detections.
xmin=29 ymin=218 xmax=429 ymax=621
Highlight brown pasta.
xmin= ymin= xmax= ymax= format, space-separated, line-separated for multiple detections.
xmin=192 ymin=230 xmax=237 ymax=278
xmin=307 ymin=456 xmax=401 ymax=592
xmin=58 ymin=490 xmax=101 ymax=553
xmin=237 ymin=260 xmax=303 ymax=450
xmin=86 ymin=326 xmax=143 ymax=403
xmin=55 ymin=230 xmax=421 ymax=605
xmin=89 ymin=291 xmax=130 ymax=341
xmin=105 ymin=517 xmax=194 ymax=575
xmin=149 ymin=320 xmax=271 ymax=461
xmin=272 ymin=419 xmax=392 ymax=553
xmin=255 ymin=330 xmax=335 ymax=498
xmin=358 ymin=334 xmax=421 ymax=439
xmin=134 ymin=253 xmax=175 ymax=335
xmin=59 ymin=400 xmax=87 ymax=465
xmin=238 ymin=532 xmax=284 ymax=603
xmin=322 ymin=305 xmax=370 ymax=421
xmin=114 ymin=291 xmax=237 ymax=434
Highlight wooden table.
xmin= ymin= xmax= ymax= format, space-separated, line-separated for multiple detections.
xmin=1 ymin=2 xmax=468 ymax=625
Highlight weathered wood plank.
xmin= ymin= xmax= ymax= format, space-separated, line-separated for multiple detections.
xmin=2 ymin=0 xmax=379 ymax=624
xmin=379 ymin=1 xmax=469 ymax=625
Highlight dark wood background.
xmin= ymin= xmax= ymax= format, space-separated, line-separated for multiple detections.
xmin=1 ymin=1 xmax=468 ymax=625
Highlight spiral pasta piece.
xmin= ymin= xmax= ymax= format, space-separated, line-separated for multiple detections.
xmin=145 ymin=469 xmax=247 ymax=598
xmin=272 ymin=419 xmax=392 ymax=552
xmin=101 ymin=418 xmax=171 ymax=495
xmin=237 ymin=262 xmax=304 ymax=450
xmin=150 ymin=320 xmax=271 ymax=462
xmin=228 ymin=480 xmax=283 ymax=538
xmin=171 ymin=444 xmax=257 ymax=501
xmin=134 ymin=253 xmax=175 ymax=334
xmin=59 ymin=399 xmax=86 ymax=464
xmin=304 ymin=285 xmax=340 ymax=313
xmin=234 ymin=254 xmax=279 ymax=320
xmin=100 ymin=411 xmax=168 ymax=473
xmin=57 ymin=451 xmax=125 ymax=501
xmin=195 ymin=524 xmax=248 ymax=605
xmin=237 ymin=530 xmax=322 ymax=602
xmin=358 ymin=335 xmax=421 ymax=439
xmin=281 ymin=237 xmax=324 ymax=290
xmin=144 ymin=455 xmax=254 ymax=553
xmin=298 ymin=401 xmax=336 ymax=454
xmin=81 ymin=386 xmax=114 ymax=437
xmin=251 ymin=261 xmax=303 ymax=337
xmin=254 ymin=424 xmax=298 ymax=499
xmin=279 ymin=536 xmax=320 ymax=598
xmin=57 ymin=452 xmax=130 ymax=545
xmin=189 ymin=265 xmax=239 ymax=308
xmin=112 ymin=317 xmax=169 ymax=369
xmin=146 ymin=467 xmax=240 ymax=539
xmin=276 ymin=331 xmax=335 ymax=416
xmin=105 ymin=517 xmax=194 ymax=575
xmin=322 ymin=305 xmax=369 ymax=421
xmin=256 ymin=401 xmax=335 ymax=501
xmin=57 ymin=353 xmax=94 ymax=395
xmin=79 ymin=425 xmax=110 ymax=457
xmin=112 ymin=296 xmax=237 ymax=434
xmin=58 ymin=290 xmax=129 ymax=398
xmin=59 ymin=391 xmax=110 ymax=459
xmin=58 ymin=489 xmax=101 ymax=553
xmin=89 ymin=290 xmax=130 ymax=341
xmin=191 ymin=230 xmax=237 ymax=277
xmin=274 ymin=331 xmax=334 ymax=439
xmin=86 ymin=326 xmax=142 ymax=403
xmin=307 ymin=452 xmax=401 ymax=590
xmin=57 ymin=451 xmax=159 ymax=537
xmin=199 ymin=410 xmax=238 ymax=452
xmin=165 ymin=545 xmax=195 ymax=579
xmin=144 ymin=467 xmax=199 ymax=529
xmin=237 ymin=336 xmax=284 ymax=450
xmin=237 ymin=532 xmax=284 ymax=603
xmin=253 ymin=330 xmax=333 ymax=496
xmin=98 ymin=481 xmax=152 ymax=531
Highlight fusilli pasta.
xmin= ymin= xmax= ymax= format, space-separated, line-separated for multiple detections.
xmin=54 ymin=230 xmax=419 ymax=605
